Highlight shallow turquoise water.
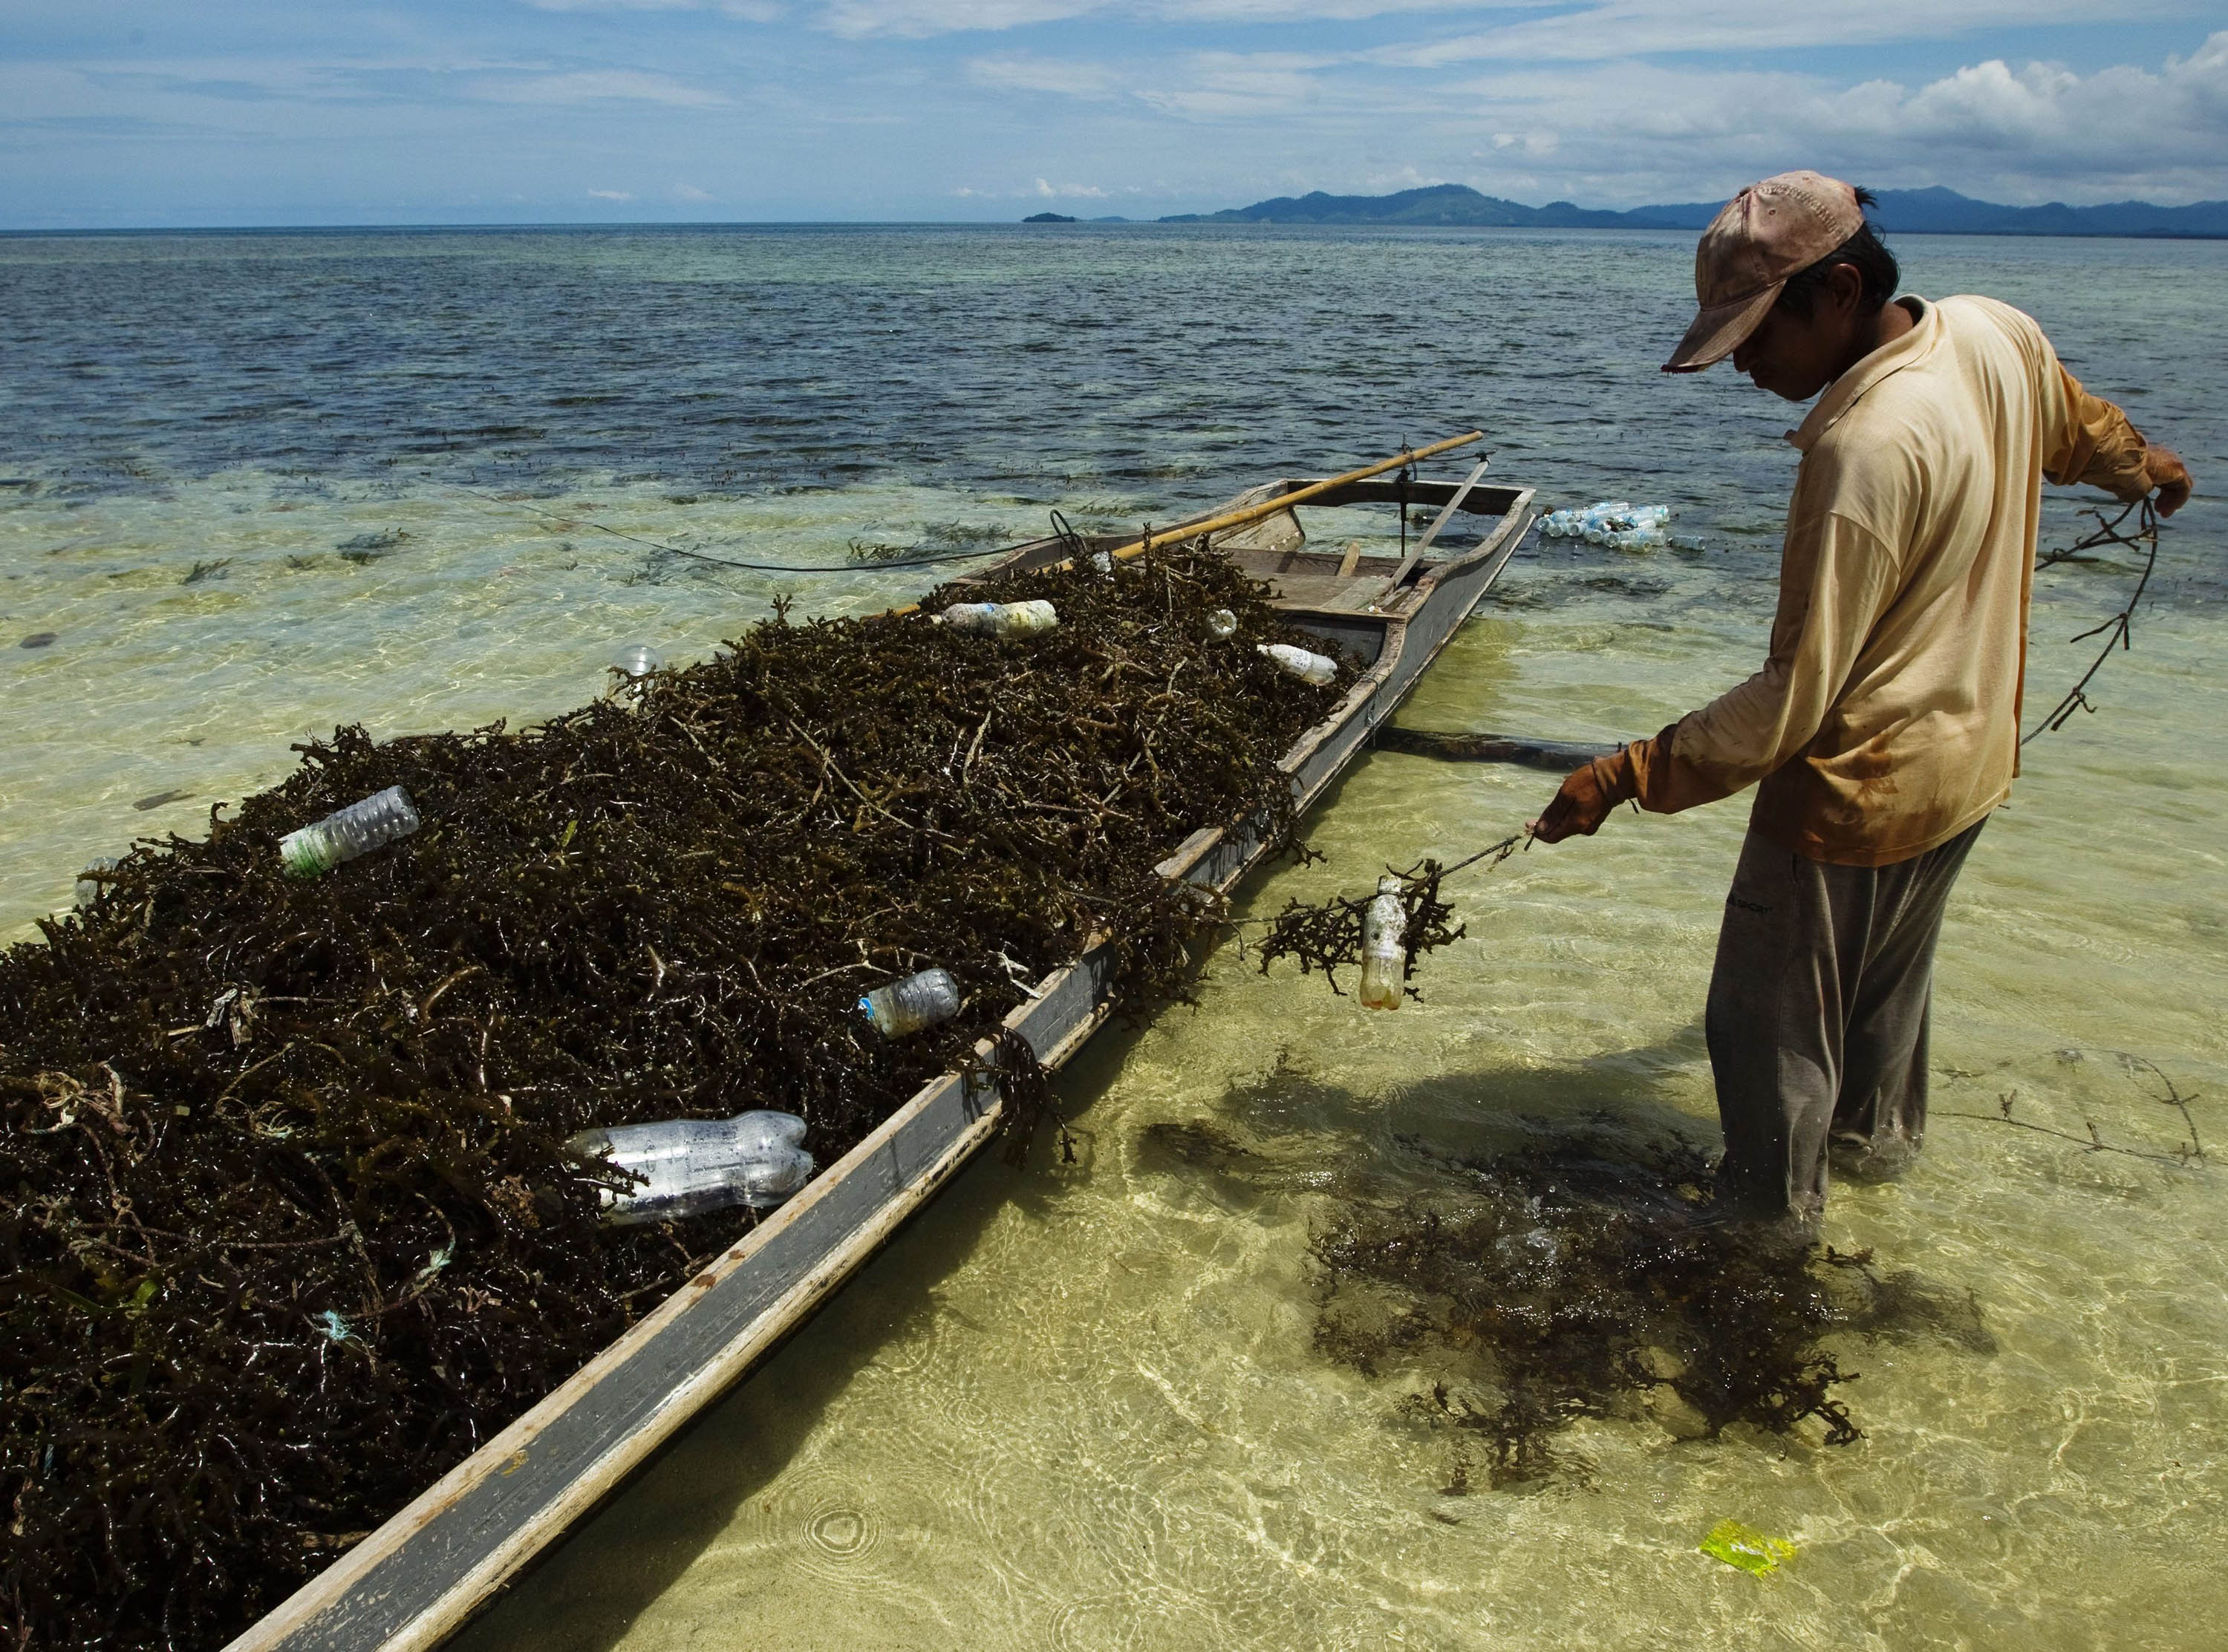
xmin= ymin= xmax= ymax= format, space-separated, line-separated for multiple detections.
xmin=4 ymin=224 xmax=2226 ymax=1648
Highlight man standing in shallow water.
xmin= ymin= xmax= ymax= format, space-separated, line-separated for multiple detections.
xmin=1528 ymin=170 xmax=2195 ymax=1237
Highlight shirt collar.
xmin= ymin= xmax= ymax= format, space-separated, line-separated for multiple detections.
xmin=1787 ymin=296 xmax=1935 ymax=451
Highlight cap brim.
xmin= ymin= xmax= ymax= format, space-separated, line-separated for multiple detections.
xmin=1661 ymin=283 xmax=1782 ymax=373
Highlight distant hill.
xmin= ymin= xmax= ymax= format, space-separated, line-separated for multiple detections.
xmin=1159 ymin=183 xmax=2228 ymax=238
xmin=1159 ymin=185 xmax=1628 ymax=228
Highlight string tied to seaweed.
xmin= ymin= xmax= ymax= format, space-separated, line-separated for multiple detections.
xmin=1242 ymin=828 xmax=1531 ymax=999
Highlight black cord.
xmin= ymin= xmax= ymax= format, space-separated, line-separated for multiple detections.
xmin=1048 ymin=508 xmax=1089 ymax=562
xmin=443 ymin=483 xmax=1016 ymax=574
xmin=1223 ymin=828 xmax=1531 ymax=935
xmin=2024 ymin=497 xmax=2162 ymax=743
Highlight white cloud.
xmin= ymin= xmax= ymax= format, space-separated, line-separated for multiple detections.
xmin=821 ymin=0 xmax=1527 ymax=38
xmin=4 ymin=3 xmax=2222 ymax=226
xmin=521 ymin=0 xmax=783 ymax=17
xmin=821 ymin=0 xmax=1098 ymax=37
xmin=1134 ymin=51 xmax=1339 ymax=117
xmin=954 ymin=30 xmax=2227 ymax=207
xmin=1439 ymin=33 xmax=2228 ymax=203
xmin=971 ymin=48 xmax=1342 ymax=116
xmin=954 ymin=175 xmax=1118 ymax=197
xmin=587 ymin=187 xmax=635 ymax=198
xmin=967 ymin=53 xmax=1125 ymax=99
xmin=464 ymin=68 xmax=730 ymax=105
xmin=1372 ymin=0 xmax=2201 ymax=66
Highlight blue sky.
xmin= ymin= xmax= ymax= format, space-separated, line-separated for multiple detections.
xmin=2 ymin=1 xmax=2222 ymax=227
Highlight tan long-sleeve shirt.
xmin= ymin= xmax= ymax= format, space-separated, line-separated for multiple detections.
xmin=1630 ymin=294 xmax=2160 ymax=866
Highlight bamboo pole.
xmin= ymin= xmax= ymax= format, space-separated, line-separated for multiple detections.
xmin=888 ymin=430 xmax=1484 ymax=617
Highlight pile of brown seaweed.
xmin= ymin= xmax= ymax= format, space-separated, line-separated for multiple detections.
xmin=0 ymin=543 xmax=1345 ymax=1649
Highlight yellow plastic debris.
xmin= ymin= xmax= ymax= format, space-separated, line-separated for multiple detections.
xmin=1699 ymin=1518 xmax=1796 ymax=1576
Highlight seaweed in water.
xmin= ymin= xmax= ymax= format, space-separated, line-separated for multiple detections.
xmin=1311 ymin=1135 xmax=1869 ymax=1486
xmin=1251 ymin=833 xmax=1524 ymax=1000
xmin=0 ymin=541 xmax=1343 ymax=1649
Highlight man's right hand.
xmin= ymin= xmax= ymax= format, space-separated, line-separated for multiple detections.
xmin=2149 ymin=445 xmax=2193 ymax=518
xmin=1529 ymin=754 xmax=1637 ymax=843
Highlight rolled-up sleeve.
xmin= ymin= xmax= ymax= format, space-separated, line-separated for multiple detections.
xmin=1630 ymin=507 xmax=1901 ymax=814
xmin=2044 ymin=365 xmax=2152 ymax=502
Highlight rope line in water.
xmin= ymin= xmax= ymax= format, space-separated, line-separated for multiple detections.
xmin=1228 ymin=826 xmax=1530 ymax=938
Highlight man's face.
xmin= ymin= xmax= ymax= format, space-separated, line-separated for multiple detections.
xmin=1727 ymin=261 xmax=1869 ymax=402
xmin=1729 ymin=301 xmax=1851 ymax=403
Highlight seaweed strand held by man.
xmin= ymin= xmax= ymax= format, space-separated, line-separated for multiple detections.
xmin=1528 ymin=171 xmax=2195 ymax=1237
xmin=0 ymin=541 xmax=1346 ymax=1651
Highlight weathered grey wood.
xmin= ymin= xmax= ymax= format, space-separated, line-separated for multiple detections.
xmin=1291 ymin=477 xmax=1522 ymax=518
xmin=1375 ymin=727 xmax=1618 ymax=771
xmin=228 ymin=480 xmax=1534 ymax=1652
xmin=1266 ymin=572 xmax=1392 ymax=613
xmin=1385 ymin=455 xmax=1491 ymax=591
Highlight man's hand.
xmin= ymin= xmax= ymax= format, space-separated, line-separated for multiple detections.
xmin=2149 ymin=445 xmax=2192 ymax=518
xmin=1528 ymin=753 xmax=1638 ymax=843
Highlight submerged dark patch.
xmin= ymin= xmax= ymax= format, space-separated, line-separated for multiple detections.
xmin=0 ymin=543 xmax=1343 ymax=1650
xmin=1309 ymin=1134 xmax=1942 ymax=1486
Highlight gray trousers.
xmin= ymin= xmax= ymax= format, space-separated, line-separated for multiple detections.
xmin=1705 ymin=818 xmax=1984 ymax=1228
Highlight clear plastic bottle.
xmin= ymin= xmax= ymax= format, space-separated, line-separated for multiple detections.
xmin=1205 ymin=608 xmax=1238 ymax=640
xmin=858 ymin=967 xmax=961 ymax=1037
xmin=611 ymin=642 xmax=666 ymax=680
xmin=74 ymin=855 xmax=119 ymax=907
xmin=1358 ymin=875 xmax=1407 ymax=1011
xmin=278 ymin=786 xmax=422 ymax=879
xmin=568 ymin=1109 xmax=815 ymax=1225
xmin=937 ymin=599 xmax=1058 ymax=639
xmin=1257 ymin=642 xmax=1337 ymax=686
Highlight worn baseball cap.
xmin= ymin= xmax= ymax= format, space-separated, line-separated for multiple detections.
xmin=1661 ymin=171 xmax=1866 ymax=373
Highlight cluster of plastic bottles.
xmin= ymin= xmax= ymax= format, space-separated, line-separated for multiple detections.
xmin=569 ymin=1111 xmax=815 ymax=1225
xmin=565 ymin=967 xmax=974 ymax=1228
xmin=1537 ymin=501 xmax=1672 ymax=552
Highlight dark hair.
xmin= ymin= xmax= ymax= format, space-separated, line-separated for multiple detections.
xmin=1775 ymin=187 xmax=1898 ymax=318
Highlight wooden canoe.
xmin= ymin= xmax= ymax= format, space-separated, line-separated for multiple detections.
xmin=227 ymin=470 xmax=1537 ymax=1652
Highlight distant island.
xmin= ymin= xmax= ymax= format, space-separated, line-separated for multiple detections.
xmin=1022 ymin=212 xmax=1077 ymax=223
xmin=1156 ymin=183 xmax=2228 ymax=239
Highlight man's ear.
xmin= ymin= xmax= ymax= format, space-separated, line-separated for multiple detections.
xmin=1825 ymin=261 xmax=1865 ymax=319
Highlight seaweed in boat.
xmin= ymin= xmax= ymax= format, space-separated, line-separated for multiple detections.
xmin=0 ymin=538 xmax=1343 ymax=1649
